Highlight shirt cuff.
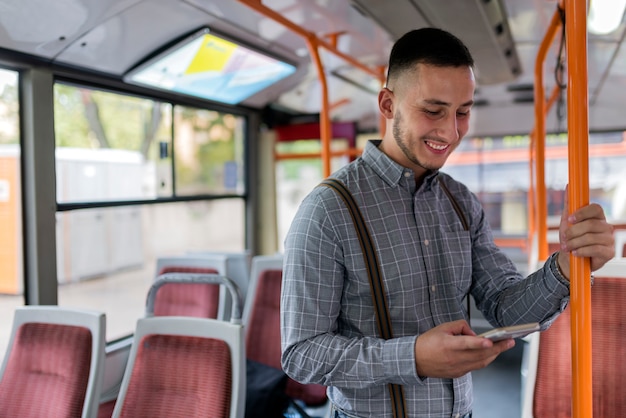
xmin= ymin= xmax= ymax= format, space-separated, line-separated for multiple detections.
xmin=382 ymin=336 xmax=424 ymax=385
xmin=549 ymin=252 xmax=570 ymax=287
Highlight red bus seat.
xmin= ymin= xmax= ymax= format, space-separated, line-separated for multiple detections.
xmin=530 ymin=275 xmax=626 ymax=417
xmin=153 ymin=265 xmax=220 ymax=318
xmin=113 ymin=275 xmax=245 ymax=418
xmin=0 ymin=306 xmax=106 ymax=418
xmin=244 ymin=255 xmax=328 ymax=407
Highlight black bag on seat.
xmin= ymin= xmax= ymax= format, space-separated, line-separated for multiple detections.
xmin=245 ymin=359 xmax=290 ymax=418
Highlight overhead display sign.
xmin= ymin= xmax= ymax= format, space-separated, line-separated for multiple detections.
xmin=125 ymin=29 xmax=296 ymax=105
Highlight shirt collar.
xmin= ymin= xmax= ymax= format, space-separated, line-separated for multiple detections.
xmin=362 ymin=140 xmax=439 ymax=190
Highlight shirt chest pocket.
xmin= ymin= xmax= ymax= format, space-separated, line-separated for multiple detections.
xmin=438 ymin=230 xmax=472 ymax=297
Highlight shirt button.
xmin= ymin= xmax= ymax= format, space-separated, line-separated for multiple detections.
xmin=404 ymin=171 xmax=411 ymax=177
xmin=424 ymin=239 xmax=429 ymax=246
xmin=455 ymin=414 xmax=460 ymax=418
xmin=431 ymin=285 xmax=436 ymax=292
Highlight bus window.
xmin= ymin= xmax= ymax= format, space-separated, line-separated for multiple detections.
xmin=52 ymin=83 xmax=247 ymax=342
xmin=441 ymin=133 xmax=626 ymax=260
xmin=173 ymin=106 xmax=245 ymax=196
xmin=56 ymin=200 xmax=245 ymax=342
xmin=54 ymin=84 xmax=173 ymax=202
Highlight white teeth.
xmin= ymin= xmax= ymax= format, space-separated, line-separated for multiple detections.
xmin=427 ymin=141 xmax=447 ymax=150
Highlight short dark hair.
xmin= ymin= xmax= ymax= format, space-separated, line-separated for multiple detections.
xmin=386 ymin=28 xmax=474 ymax=86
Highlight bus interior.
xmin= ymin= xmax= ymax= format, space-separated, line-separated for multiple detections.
xmin=0 ymin=0 xmax=625 ymax=417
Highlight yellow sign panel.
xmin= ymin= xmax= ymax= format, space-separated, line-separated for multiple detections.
xmin=186 ymin=34 xmax=236 ymax=75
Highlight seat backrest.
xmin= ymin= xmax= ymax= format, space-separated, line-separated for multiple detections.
xmin=523 ymin=267 xmax=626 ymax=418
xmin=0 ymin=306 xmax=106 ymax=418
xmin=154 ymin=266 xmax=221 ymax=318
xmin=154 ymin=255 xmax=230 ymax=319
xmin=243 ymin=254 xmax=328 ymax=406
xmin=147 ymin=272 xmax=243 ymax=321
xmin=113 ymin=275 xmax=245 ymax=418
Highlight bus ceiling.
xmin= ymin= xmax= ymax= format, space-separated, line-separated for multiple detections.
xmin=0 ymin=0 xmax=626 ymax=135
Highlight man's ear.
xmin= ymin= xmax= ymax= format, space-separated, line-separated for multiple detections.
xmin=378 ymin=88 xmax=394 ymax=118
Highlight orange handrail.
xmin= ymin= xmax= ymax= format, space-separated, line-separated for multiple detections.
xmin=304 ymin=35 xmax=332 ymax=177
xmin=236 ymin=0 xmax=386 ymax=177
xmin=534 ymin=8 xmax=563 ymax=262
xmin=237 ymin=0 xmax=383 ymax=80
xmin=528 ymin=84 xmax=562 ymax=267
xmin=565 ymin=0 xmax=593 ymax=416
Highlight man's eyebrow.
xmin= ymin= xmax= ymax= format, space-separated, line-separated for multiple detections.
xmin=422 ymin=99 xmax=475 ymax=107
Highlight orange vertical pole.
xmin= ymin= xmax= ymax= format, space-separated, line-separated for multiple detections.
xmin=534 ymin=9 xmax=562 ymax=261
xmin=528 ymin=85 xmax=562 ymax=267
xmin=377 ymin=65 xmax=387 ymax=137
xmin=527 ymin=129 xmax=536 ymax=264
xmin=305 ymin=36 xmax=332 ymax=177
xmin=565 ymin=0 xmax=593 ymax=417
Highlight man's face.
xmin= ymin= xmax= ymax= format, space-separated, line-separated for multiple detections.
xmin=380 ymin=63 xmax=476 ymax=176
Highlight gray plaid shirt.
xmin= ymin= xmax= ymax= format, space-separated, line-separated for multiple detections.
xmin=281 ymin=140 xmax=570 ymax=418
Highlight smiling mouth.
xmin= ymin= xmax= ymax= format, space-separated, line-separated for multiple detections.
xmin=425 ymin=140 xmax=449 ymax=151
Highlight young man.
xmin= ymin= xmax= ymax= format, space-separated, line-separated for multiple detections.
xmin=281 ymin=28 xmax=615 ymax=418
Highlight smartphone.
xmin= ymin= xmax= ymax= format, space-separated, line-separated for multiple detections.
xmin=478 ymin=322 xmax=540 ymax=342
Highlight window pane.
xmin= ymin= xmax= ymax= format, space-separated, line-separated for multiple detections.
xmin=0 ymin=68 xmax=22 ymax=359
xmin=173 ymin=106 xmax=245 ymax=196
xmin=54 ymin=84 xmax=173 ymax=202
xmin=52 ymin=83 xmax=247 ymax=342
xmin=57 ymin=199 xmax=245 ymax=341
xmin=443 ymin=133 xmax=626 ymax=261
